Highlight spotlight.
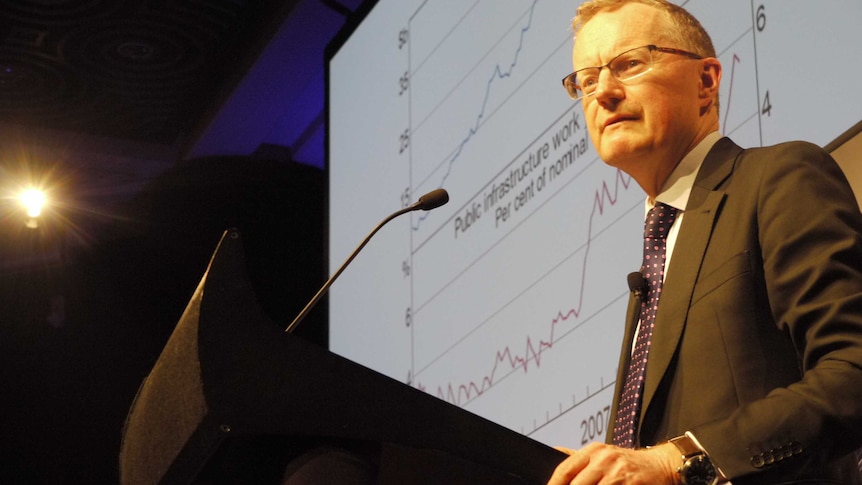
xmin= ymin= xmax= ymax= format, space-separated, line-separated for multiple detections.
xmin=19 ymin=188 xmax=46 ymax=228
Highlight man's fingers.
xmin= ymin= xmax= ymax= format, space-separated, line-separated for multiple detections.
xmin=546 ymin=450 xmax=587 ymax=485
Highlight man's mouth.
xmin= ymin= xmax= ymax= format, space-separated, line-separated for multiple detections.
xmin=603 ymin=115 xmax=636 ymax=130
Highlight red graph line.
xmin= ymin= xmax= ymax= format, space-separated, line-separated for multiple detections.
xmin=722 ymin=53 xmax=741 ymax=135
xmin=417 ymin=168 xmax=633 ymax=406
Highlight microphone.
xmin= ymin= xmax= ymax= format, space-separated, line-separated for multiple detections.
xmin=627 ymin=271 xmax=647 ymax=301
xmin=285 ymin=188 xmax=450 ymax=334
xmin=413 ymin=188 xmax=449 ymax=211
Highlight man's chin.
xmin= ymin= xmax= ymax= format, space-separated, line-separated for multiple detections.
xmin=597 ymin=148 xmax=637 ymax=168
xmin=597 ymin=137 xmax=649 ymax=166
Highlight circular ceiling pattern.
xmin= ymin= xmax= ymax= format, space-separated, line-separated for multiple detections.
xmin=0 ymin=0 xmax=288 ymax=145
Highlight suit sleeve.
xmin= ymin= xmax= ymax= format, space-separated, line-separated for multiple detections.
xmin=690 ymin=142 xmax=862 ymax=480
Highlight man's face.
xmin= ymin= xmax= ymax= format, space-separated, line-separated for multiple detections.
xmin=572 ymin=3 xmax=710 ymax=186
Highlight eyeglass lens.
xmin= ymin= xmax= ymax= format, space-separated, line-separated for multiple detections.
xmin=566 ymin=46 xmax=653 ymax=99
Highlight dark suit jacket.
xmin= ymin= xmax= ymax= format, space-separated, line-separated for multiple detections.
xmin=607 ymin=137 xmax=862 ymax=484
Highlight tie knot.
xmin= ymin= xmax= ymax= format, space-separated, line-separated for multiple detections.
xmin=644 ymin=202 xmax=678 ymax=240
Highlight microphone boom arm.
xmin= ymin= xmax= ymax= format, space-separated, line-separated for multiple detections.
xmin=285 ymin=189 xmax=448 ymax=334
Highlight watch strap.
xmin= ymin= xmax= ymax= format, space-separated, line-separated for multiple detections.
xmin=670 ymin=435 xmax=703 ymax=459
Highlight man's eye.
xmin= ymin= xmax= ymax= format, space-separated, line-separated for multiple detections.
xmin=580 ymin=75 xmax=598 ymax=88
xmin=616 ymin=57 xmax=646 ymax=73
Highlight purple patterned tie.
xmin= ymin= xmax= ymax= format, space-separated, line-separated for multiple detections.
xmin=613 ymin=202 xmax=679 ymax=448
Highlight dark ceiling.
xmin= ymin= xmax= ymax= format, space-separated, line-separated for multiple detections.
xmin=1 ymin=0 xmax=300 ymax=145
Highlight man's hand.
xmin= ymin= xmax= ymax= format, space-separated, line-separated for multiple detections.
xmin=546 ymin=441 xmax=680 ymax=485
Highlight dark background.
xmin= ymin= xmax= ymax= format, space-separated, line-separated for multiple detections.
xmin=0 ymin=0 xmax=368 ymax=482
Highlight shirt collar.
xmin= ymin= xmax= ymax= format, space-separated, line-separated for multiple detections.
xmin=648 ymin=131 xmax=723 ymax=212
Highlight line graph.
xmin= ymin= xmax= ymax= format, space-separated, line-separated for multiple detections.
xmin=408 ymin=0 xmax=541 ymax=231
xmin=415 ymin=169 xmax=633 ymax=405
xmin=709 ymin=16 xmax=761 ymax=147
xmin=411 ymin=161 xmax=641 ymax=435
xmin=722 ymin=53 xmax=741 ymax=135
xmin=412 ymin=0 xmax=537 ymax=194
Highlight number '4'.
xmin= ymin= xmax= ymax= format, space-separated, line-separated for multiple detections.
xmin=761 ymin=90 xmax=772 ymax=117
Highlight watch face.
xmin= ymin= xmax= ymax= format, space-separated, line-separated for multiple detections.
xmin=682 ymin=455 xmax=716 ymax=485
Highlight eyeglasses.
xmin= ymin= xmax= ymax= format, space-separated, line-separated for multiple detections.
xmin=562 ymin=44 xmax=703 ymax=100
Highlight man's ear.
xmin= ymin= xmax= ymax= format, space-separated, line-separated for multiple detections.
xmin=699 ymin=58 xmax=722 ymax=112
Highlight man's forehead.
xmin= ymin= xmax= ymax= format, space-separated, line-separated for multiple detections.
xmin=573 ymin=32 xmax=647 ymax=66
xmin=572 ymin=6 xmax=669 ymax=63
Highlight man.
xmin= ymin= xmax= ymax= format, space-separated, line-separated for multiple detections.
xmin=548 ymin=1 xmax=862 ymax=484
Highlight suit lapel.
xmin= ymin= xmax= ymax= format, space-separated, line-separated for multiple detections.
xmin=639 ymin=138 xmax=743 ymax=437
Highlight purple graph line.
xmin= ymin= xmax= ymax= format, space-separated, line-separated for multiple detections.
xmin=417 ymin=168 xmax=633 ymax=406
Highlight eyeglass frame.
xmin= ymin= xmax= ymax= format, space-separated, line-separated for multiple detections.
xmin=562 ymin=44 xmax=704 ymax=100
